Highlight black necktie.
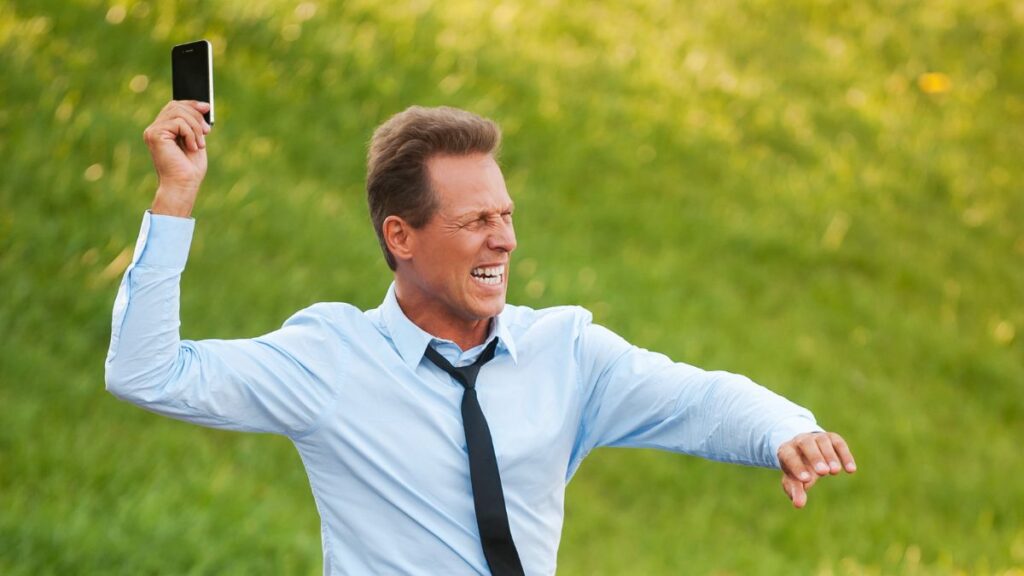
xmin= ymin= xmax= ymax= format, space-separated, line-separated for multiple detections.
xmin=423 ymin=339 xmax=525 ymax=576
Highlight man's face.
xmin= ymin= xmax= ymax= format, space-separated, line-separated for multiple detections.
xmin=402 ymin=153 xmax=516 ymax=323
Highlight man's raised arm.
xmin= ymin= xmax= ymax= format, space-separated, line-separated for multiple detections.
xmin=104 ymin=102 xmax=337 ymax=437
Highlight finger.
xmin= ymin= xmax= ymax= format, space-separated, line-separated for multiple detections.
xmin=166 ymin=99 xmax=210 ymax=114
xmin=179 ymin=99 xmax=211 ymax=113
xmin=170 ymin=102 xmax=209 ymax=143
xmin=162 ymin=101 xmax=209 ymax=137
xmin=155 ymin=103 xmax=206 ymax=139
xmin=177 ymin=100 xmax=212 ymax=130
xmin=815 ymin=434 xmax=843 ymax=475
xmin=170 ymin=117 xmax=200 ymax=151
xmin=782 ymin=475 xmax=808 ymax=508
xmin=828 ymin=432 xmax=857 ymax=473
xmin=144 ymin=117 xmax=191 ymax=149
xmin=799 ymin=434 xmax=831 ymax=477
xmin=777 ymin=443 xmax=814 ymax=483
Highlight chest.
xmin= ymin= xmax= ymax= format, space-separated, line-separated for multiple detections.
xmin=305 ymin=343 xmax=582 ymax=495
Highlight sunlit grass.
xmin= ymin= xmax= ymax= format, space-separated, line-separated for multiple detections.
xmin=1 ymin=0 xmax=1022 ymax=574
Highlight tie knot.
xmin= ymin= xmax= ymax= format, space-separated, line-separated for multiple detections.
xmin=424 ymin=338 xmax=499 ymax=390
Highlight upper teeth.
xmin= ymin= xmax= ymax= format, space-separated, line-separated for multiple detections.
xmin=471 ymin=266 xmax=504 ymax=277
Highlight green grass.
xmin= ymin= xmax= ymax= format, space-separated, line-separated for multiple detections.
xmin=2 ymin=0 xmax=1023 ymax=574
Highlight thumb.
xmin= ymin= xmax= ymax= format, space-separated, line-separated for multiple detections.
xmin=782 ymin=474 xmax=809 ymax=509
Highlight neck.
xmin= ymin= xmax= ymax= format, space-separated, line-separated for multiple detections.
xmin=394 ymin=279 xmax=493 ymax=351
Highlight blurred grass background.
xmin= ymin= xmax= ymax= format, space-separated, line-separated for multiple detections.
xmin=1 ymin=0 xmax=1022 ymax=574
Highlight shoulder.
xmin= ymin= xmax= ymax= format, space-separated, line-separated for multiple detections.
xmin=501 ymin=302 xmax=593 ymax=338
xmin=279 ymin=302 xmax=370 ymax=334
xmin=262 ymin=302 xmax=383 ymax=361
xmin=505 ymin=304 xmax=640 ymax=366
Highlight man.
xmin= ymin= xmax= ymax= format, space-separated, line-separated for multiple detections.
xmin=106 ymin=100 xmax=856 ymax=575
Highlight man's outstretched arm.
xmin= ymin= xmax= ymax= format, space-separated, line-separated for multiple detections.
xmin=573 ymin=319 xmax=856 ymax=507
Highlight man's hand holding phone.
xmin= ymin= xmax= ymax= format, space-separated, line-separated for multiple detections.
xmin=144 ymin=100 xmax=211 ymax=217
xmin=146 ymin=39 xmax=214 ymax=217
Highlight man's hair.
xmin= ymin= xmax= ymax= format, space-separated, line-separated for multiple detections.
xmin=367 ymin=105 xmax=502 ymax=270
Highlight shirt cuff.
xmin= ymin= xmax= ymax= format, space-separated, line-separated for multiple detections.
xmin=134 ymin=210 xmax=196 ymax=270
xmin=768 ymin=415 xmax=825 ymax=467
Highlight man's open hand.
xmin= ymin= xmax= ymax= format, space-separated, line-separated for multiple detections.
xmin=777 ymin=431 xmax=856 ymax=508
xmin=143 ymin=100 xmax=212 ymax=217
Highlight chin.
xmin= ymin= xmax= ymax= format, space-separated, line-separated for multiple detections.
xmin=470 ymin=295 xmax=506 ymax=320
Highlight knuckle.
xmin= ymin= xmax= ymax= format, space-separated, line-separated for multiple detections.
xmin=815 ymin=436 xmax=835 ymax=452
xmin=778 ymin=444 xmax=797 ymax=460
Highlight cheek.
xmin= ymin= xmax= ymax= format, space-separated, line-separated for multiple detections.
xmin=448 ymin=236 xmax=485 ymax=263
xmin=426 ymin=232 xmax=486 ymax=284
xmin=414 ymin=249 xmax=446 ymax=285
xmin=431 ymin=242 xmax=469 ymax=280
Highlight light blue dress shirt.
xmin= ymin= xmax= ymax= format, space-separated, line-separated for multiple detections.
xmin=106 ymin=211 xmax=823 ymax=575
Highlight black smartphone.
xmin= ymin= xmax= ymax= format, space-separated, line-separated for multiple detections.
xmin=172 ymin=40 xmax=214 ymax=124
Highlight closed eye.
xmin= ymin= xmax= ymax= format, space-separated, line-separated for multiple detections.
xmin=456 ymin=207 xmax=515 ymax=230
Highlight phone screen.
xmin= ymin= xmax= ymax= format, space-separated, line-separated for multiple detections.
xmin=172 ymin=40 xmax=214 ymax=124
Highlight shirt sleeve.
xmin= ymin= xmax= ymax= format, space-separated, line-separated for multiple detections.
xmin=571 ymin=318 xmax=823 ymax=472
xmin=104 ymin=211 xmax=337 ymax=438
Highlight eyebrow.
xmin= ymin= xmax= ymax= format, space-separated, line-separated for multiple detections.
xmin=453 ymin=202 xmax=515 ymax=221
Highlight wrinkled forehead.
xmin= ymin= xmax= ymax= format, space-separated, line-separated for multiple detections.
xmin=427 ymin=154 xmax=513 ymax=216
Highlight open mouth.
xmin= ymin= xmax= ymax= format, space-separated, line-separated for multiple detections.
xmin=470 ymin=265 xmax=505 ymax=286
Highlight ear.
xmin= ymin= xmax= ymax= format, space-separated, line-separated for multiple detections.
xmin=383 ymin=215 xmax=415 ymax=264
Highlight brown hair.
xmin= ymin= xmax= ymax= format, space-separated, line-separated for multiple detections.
xmin=367 ymin=106 xmax=502 ymax=270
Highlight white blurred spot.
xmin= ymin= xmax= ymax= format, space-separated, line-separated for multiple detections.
xmin=845 ymin=88 xmax=866 ymax=108
xmin=961 ymin=205 xmax=989 ymax=227
xmin=440 ymin=74 xmax=463 ymax=95
xmin=684 ymin=51 xmax=707 ymax=73
xmin=106 ymin=5 xmax=127 ymax=24
xmin=55 ymin=99 xmax=74 ymax=122
xmin=517 ymin=258 xmax=537 ymax=277
xmin=129 ymin=74 xmax=149 ymax=93
xmin=492 ymin=3 xmax=519 ymax=29
xmin=993 ymin=320 xmax=1015 ymax=346
xmin=821 ymin=212 xmax=850 ymax=251
xmin=84 ymin=164 xmax=104 ymax=182
xmin=295 ymin=2 xmax=317 ymax=21
xmin=526 ymin=279 xmax=546 ymax=299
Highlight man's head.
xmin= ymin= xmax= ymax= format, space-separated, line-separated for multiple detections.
xmin=367 ymin=106 xmax=516 ymax=326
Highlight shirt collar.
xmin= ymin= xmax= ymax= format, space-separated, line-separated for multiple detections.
xmin=380 ymin=282 xmax=518 ymax=369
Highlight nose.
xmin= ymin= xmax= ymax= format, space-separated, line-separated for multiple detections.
xmin=488 ymin=218 xmax=517 ymax=254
